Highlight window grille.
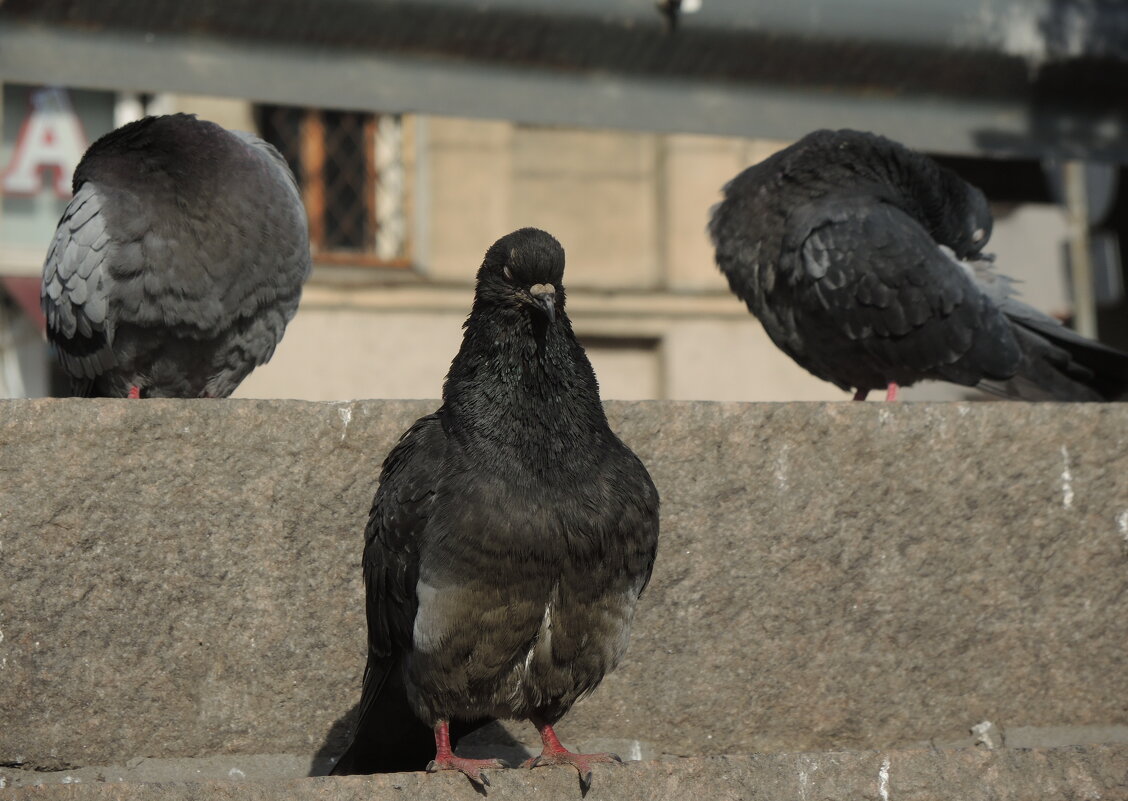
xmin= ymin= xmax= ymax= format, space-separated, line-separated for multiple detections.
xmin=255 ymin=106 xmax=410 ymax=267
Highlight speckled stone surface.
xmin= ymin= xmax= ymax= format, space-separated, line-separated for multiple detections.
xmin=5 ymin=747 xmax=1128 ymax=801
xmin=1 ymin=400 xmax=1127 ymax=768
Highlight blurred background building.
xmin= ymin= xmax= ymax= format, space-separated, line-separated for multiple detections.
xmin=2 ymin=0 xmax=1126 ymax=402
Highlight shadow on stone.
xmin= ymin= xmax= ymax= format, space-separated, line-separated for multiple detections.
xmin=308 ymin=704 xmax=359 ymax=776
xmin=308 ymin=706 xmax=534 ymax=777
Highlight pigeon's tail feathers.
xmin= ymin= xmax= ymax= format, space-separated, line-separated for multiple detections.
xmin=935 ymin=292 xmax=1022 ymax=386
xmin=966 ymin=256 xmax=1128 ymax=401
xmin=329 ymin=658 xmax=434 ymax=775
xmin=980 ymin=315 xmax=1128 ymax=401
xmin=330 ymin=656 xmax=489 ymax=775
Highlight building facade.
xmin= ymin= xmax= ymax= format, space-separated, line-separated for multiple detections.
xmin=0 ymin=85 xmax=1078 ymax=402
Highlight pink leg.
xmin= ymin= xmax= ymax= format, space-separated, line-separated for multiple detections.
xmin=521 ymin=718 xmax=621 ymax=790
xmin=852 ymin=389 xmax=869 ymax=401
xmin=885 ymin=382 xmax=900 ymax=402
xmin=127 ymin=386 xmax=141 ymax=399
xmin=426 ymin=720 xmax=504 ymax=787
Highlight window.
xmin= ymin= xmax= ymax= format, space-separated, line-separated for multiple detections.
xmin=256 ymin=106 xmax=410 ymax=267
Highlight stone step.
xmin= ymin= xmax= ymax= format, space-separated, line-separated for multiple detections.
xmin=5 ymin=747 xmax=1128 ymax=800
xmin=2 ymin=400 xmax=1126 ymax=775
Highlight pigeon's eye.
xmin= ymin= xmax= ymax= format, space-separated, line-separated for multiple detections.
xmin=503 ymin=265 xmax=513 ymax=281
xmin=971 ymin=228 xmax=987 ymax=244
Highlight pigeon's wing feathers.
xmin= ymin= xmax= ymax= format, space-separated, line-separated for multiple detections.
xmin=41 ymin=182 xmax=118 ymax=390
xmin=788 ymin=198 xmax=1020 ymax=385
xmin=363 ymin=412 xmax=450 ymax=658
xmin=332 ymin=413 xmax=449 ymax=775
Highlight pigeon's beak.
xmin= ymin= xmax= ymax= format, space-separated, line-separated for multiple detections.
xmin=529 ymin=283 xmax=556 ymax=323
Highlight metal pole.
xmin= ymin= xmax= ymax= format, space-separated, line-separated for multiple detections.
xmin=1063 ymin=160 xmax=1097 ymax=339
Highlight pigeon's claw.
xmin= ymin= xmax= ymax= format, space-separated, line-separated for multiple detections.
xmin=523 ymin=719 xmax=622 ymax=790
xmin=521 ymin=750 xmax=621 ymax=791
xmin=427 ymin=754 xmax=505 ymax=787
xmin=430 ymin=719 xmax=504 ymax=788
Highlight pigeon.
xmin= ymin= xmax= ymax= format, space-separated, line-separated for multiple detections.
xmin=41 ymin=113 xmax=311 ymax=398
xmin=709 ymin=128 xmax=1128 ymax=401
xmin=330 ymin=228 xmax=660 ymax=789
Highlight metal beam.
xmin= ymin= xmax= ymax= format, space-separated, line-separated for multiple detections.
xmin=2 ymin=1 xmax=1128 ymax=160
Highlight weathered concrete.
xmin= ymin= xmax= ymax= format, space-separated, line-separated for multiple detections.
xmin=5 ymin=747 xmax=1128 ymax=800
xmin=2 ymin=400 xmax=1127 ymax=769
xmin=0 ymin=754 xmax=329 ymax=789
xmin=6 ymin=726 xmax=1128 ymax=790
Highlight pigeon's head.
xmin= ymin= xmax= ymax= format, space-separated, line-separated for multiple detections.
xmin=477 ymin=228 xmax=566 ymax=323
xmin=958 ymin=181 xmax=993 ymax=258
xmin=939 ymin=172 xmax=993 ymax=259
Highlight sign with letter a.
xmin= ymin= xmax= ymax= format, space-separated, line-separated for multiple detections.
xmin=2 ymin=87 xmax=88 ymax=198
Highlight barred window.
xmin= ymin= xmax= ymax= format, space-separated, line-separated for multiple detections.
xmin=255 ymin=106 xmax=410 ymax=267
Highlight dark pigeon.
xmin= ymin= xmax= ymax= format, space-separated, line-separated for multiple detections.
xmin=41 ymin=113 xmax=311 ymax=398
xmin=709 ymin=128 xmax=1128 ymax=401
xmin=330 ymin=228 xmax=660 ymax=789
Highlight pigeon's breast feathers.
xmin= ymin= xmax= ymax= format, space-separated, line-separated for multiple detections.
xmin=441 ymin=228 xmax=611 ymax=475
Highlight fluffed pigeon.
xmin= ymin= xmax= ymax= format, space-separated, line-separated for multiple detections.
xmin=41 ymin=113 xmax=311 ymax=398
xmin=709 ymin=128 xmax=1128 ymax=401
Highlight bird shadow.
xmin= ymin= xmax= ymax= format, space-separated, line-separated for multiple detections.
xmin=307 ymin=705 xmax=357 ymax=776
xmin=308 ymin=705 xmax=535 ymax=782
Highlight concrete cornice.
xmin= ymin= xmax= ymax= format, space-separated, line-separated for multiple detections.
xmin=2 ymin=399 xmax=1126 ymax=779
xmin=300 ymin=282 xmax=751 ymax=319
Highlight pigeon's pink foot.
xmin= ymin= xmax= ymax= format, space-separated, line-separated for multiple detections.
xmin=427 ymin=720 xmax=504 ymax=787
xmin=127 ymin=386 xmax=141 ymax=399
xmin=852 ymin=389 xmax=869 ymax=401
xmin=885 ymin=382 xmax=900 ymax=401
xmin=522 ymin=719 xmax=621 ymax=790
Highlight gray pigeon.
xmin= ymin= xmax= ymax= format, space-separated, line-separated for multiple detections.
xmin=330 ymin=228 xmax=660 ymax=790
xmin=709 ymin=128 xmax=1128 ymax=401
xmin=41 ymin=113 xmax=311 ymax=398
